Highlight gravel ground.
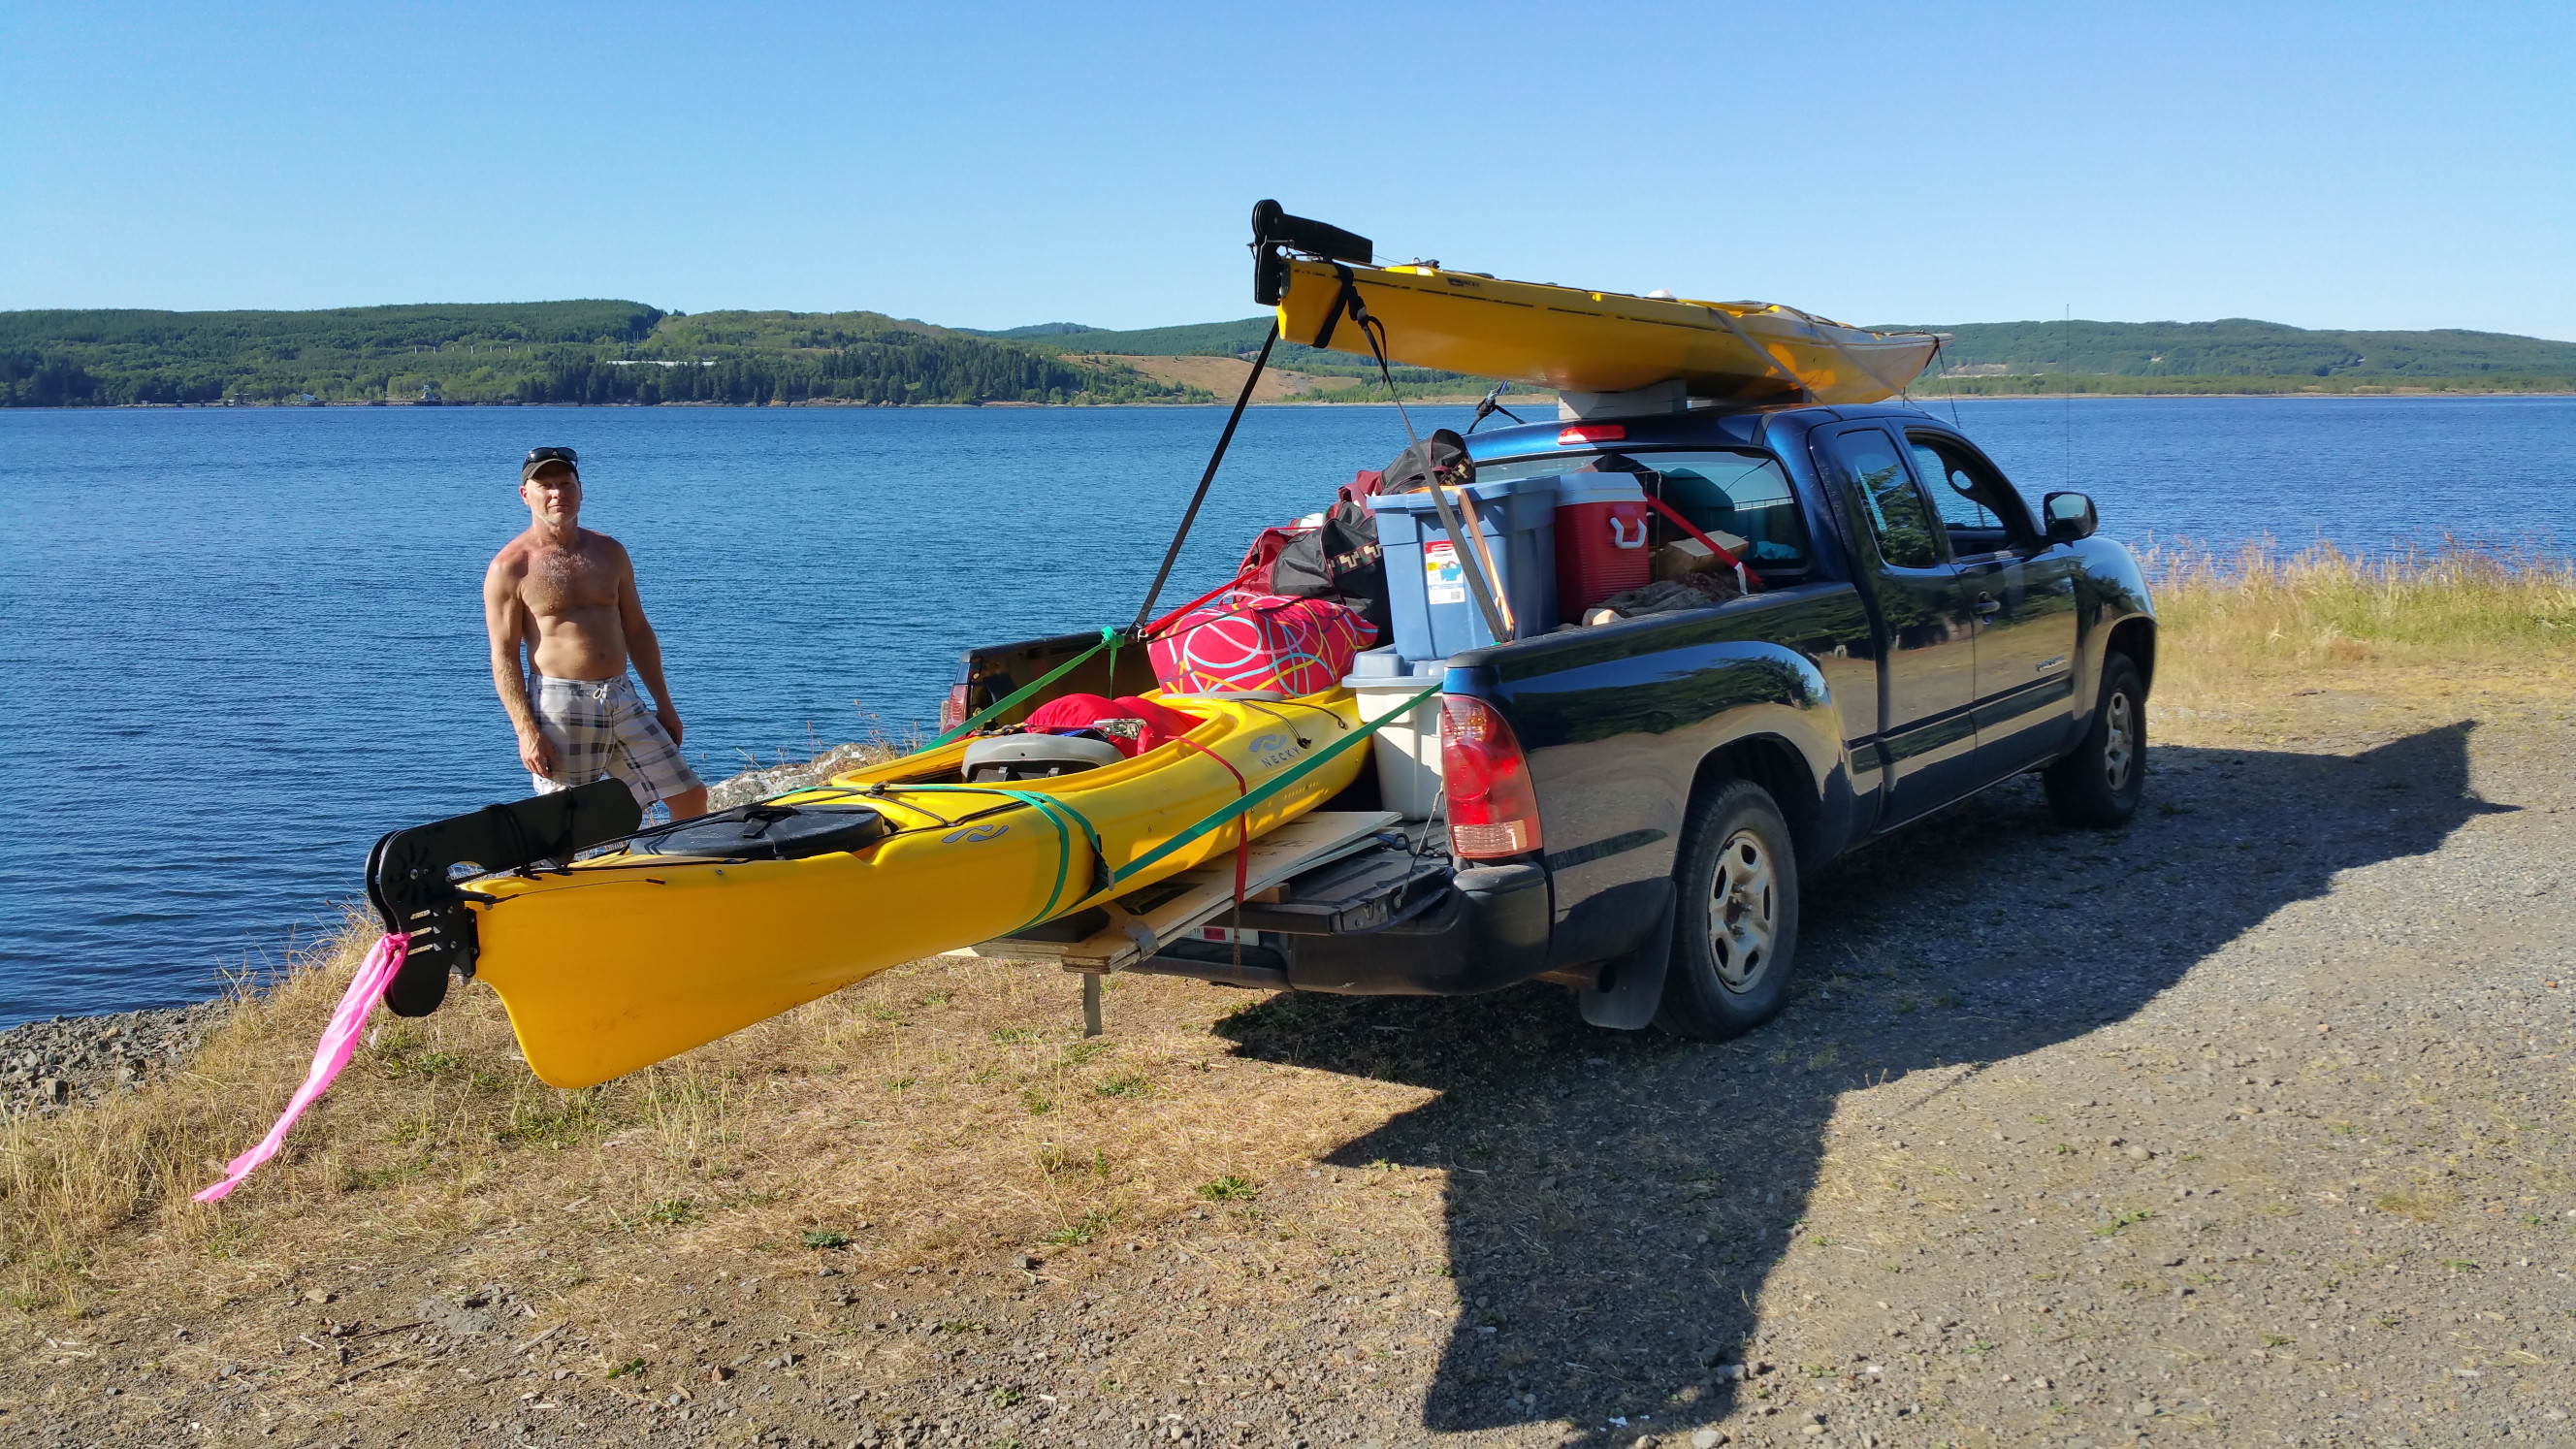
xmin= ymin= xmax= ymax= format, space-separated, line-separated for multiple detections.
xmin=7 ymin=689 xmax=2571 ymax=1448
xmin=0 ymin=1002 xmax=226 ymax=1114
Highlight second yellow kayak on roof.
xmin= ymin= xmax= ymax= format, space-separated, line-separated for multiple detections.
xmin=1274 ymin=256 xmax=1941 ymax=404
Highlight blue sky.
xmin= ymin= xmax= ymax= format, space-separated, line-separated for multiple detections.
xmin=5 ymin=2 xmax=2570 ymax=338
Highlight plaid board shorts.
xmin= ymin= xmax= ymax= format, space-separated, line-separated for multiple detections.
xmin=529 ymin=675 xmax=705 ymax=808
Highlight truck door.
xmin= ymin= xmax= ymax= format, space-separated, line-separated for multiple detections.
xmin=1905 ymin=432 xmax=2083 ymax=778
xmin=1817 ymin=424 xmax=1982 ymax=827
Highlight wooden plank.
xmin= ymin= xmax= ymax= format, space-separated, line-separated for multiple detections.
xmin=949 ymin=812 xmax=1401 ymax=973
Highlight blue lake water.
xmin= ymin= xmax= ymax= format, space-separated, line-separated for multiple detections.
xmin=2 ymin=394 xmax=2568 ymax=1023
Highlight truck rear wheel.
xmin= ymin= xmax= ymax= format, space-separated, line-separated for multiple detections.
xmin=2044 ymin=651 xmax=2146 ymax=828
xmin=1655 ymin=779 xmax=1800 ymax=1041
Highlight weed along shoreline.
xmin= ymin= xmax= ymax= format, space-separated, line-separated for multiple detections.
xmin=7 ymin=545 xmax=2575 ymax=1446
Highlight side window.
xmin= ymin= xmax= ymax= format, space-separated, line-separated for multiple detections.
xmin=1476 ymin=448 xmax=1814 ymax=572
xmin=1829 ymin=430 xmax=1942 ymax=569
xmin=1907 ymin=434 xmax=2036 ymax=550
xmin=1649 ymin=455 xmax=1809 ymax=567
xmin=1910 ymin=441 xmax=2000 ymax=535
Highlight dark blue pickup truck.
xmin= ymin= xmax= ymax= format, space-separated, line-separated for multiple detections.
xmin=962 ymin=401 xmax=2154 ymax=1040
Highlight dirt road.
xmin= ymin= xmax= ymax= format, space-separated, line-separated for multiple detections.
xmin=9 ymin=689 xmax=2571 ymax=1448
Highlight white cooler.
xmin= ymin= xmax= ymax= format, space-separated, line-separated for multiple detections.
xmin=1343 ymin=647 xmax=1445 ymax=821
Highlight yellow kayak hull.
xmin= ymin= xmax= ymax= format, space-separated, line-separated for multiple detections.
xmin=1274 ymin=257 xmax=1938 ymax=404
xmin=467 ymin=691 xmax=1367 ymax=1087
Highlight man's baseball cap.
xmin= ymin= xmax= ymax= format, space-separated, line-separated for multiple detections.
xmin=522 ymin=446 xmax=580 ymax=483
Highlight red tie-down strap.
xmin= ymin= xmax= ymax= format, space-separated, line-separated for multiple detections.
xmin=1140 ymin=566 xmax=1262 ymax=641
xmin=1641 ymin=494 xmax=1762 ymax=593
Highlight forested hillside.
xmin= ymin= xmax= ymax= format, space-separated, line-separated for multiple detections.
xmin=0 ymin=304 xmax=1208 ymax=407
xmin=1887 ymin=318 xmax=2576 ymax=394
xmin=1033 ymin=313 xmax=2576 ymax=397
xmin=6 ymin=303 xmax=2567 ymax=406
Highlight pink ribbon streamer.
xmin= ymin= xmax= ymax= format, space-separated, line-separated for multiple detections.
xmin=193 ymin=931 xmax=410 ymax=1204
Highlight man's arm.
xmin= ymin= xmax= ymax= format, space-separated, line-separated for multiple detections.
xmin=613 ymin=540 xmax=684 ymax=747
xmin=483 ymin=550 xmax=553 ymax=775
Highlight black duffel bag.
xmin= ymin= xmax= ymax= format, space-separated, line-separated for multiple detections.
xmin=1377 ymin=427 xmax=1474 ymax=494
xmin=1267 ymin=499 xmax=1388 ymax=634
xmin=1263 ymin=427 xmax=1473 ymax=636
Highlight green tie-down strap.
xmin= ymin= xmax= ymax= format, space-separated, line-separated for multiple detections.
xmin=871 ymin=783 xmax=1112 ymax=938
xmin=924 ymin=627 xmax=1120 ymax=752
xmin=1089 ymin=682 xmax=1443 ymax=904
xmin=887 ymin=681 xmax=1442 ymax=940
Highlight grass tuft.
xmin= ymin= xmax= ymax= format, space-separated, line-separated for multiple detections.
xmin=2142 ymin=535 xmax=2576 ymax=692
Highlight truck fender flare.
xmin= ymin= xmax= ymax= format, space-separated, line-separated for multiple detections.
xmin=1684 ymin=640 xmax=1843 ymax=797
xmin=1689 ymin=702 xmax=1853 ymax=868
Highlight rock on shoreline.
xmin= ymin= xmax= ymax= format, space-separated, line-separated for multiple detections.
xmin=2 ymin=1001 xmax=227 ymax=1115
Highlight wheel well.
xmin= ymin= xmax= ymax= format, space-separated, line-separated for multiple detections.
xmin=2108 ymin=617 xmax=2156 ymax=694
xmin=1690 ymin=735 xmax=1824 ymax=869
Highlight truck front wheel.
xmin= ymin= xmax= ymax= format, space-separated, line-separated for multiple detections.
xmin=1656 ymin=779 xmax=1801 ymax=1041
xmin=2043 ymin=651 xmax=2146 ymax=827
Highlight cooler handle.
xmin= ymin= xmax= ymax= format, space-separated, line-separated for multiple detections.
xmin=1609 ymin=514 xmax=1648 ymax=550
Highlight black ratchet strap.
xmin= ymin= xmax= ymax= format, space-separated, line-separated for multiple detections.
xmin=1130 ymin=320 xmax=1279 ymax=630
xmin=1310 ymin=262 xmax=1368 ymax=351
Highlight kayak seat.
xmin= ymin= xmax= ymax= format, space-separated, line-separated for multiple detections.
xmin=964 ymin=732 xmax=1126 ymax=783
xmin=630 ymin=804 xmax=889 ymax=860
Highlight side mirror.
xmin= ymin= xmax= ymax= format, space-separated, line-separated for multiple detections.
xmin=2043 ymin=491 xmax=2098 ymax=542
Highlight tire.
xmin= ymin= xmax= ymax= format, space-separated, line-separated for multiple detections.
xmin=1654 ymin=779 xmax=1801 ymax=1041
xmin=2044 ymin=650 xmax=2146 ymax=828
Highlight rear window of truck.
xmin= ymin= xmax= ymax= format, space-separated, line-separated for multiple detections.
xmin=1475 ymin=449 xmax=1810 ymax=572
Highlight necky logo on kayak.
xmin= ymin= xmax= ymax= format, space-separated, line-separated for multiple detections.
xmin=943 ymin=823 xmax=1010 ymax=845
xmin=1245 ymin=731 xmax=1300 ymax=769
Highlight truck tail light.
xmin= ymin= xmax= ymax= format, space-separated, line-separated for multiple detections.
xmin=940 ymin=683 xmax=972 ymax=731
xmin=1440 ymin=695 xmax=1542 ymax=858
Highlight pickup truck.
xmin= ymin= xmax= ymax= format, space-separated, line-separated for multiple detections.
xmin=953 ymin=401 xmax=2155 ymax=1039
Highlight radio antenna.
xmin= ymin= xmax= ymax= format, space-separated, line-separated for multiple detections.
xmin=2063 ymin=304 xmax=2075 ymax=489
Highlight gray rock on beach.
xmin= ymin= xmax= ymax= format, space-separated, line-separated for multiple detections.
xmin=0 ymin=1001 xmax=226 ymax=1114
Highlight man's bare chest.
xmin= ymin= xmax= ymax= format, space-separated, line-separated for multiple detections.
xmin=520 ymin=546 xmax=619 ymax=616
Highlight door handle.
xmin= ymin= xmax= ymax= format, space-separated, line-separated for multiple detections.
xmin=1972 ymin=596 xmax=2002 ymax=617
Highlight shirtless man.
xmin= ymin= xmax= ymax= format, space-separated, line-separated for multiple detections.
xmin=483 ymin=446 xmax=710 ymax=820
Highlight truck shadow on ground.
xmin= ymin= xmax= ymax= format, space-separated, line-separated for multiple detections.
xmin=1212 ymin=721 xmax=2501 ymax=1434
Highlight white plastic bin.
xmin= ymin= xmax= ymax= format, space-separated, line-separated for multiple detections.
xmin=1344 ymin=647 xmax=1445 ymax=821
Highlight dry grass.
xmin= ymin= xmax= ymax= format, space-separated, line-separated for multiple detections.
xmin=0 ymin=924 xmax=1432 ymax=1326
xmin=2141 ymin=536 xmax=2576 ymax=702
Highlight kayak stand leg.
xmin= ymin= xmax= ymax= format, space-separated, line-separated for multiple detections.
xmin=1081 ymin=975 xmax=1104 ymax=1038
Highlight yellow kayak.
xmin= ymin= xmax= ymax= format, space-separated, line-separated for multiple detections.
xmin=406 ymin=690 xmax=1368 ymax=1087
xmin=1273 ymin=255 xmax=1939 ymax=404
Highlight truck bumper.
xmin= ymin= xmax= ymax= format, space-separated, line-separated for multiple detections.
xmin=1286 ymin=862 xmax=1552 ymax=994
xmin=1127 ymin=855 xmax=1553 ymax=997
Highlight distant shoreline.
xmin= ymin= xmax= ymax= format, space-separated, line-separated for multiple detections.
xmin=24 ymin=387 xmax=2574 ymax=412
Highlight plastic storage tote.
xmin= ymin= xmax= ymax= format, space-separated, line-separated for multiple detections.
xmin=1343 ymin=646 xmax=1445 ymax=821
xmin=1551 ymin=473 xmax=1652 ymax=618
xmin=1369 ymin=476 xmax=1559 ymax=660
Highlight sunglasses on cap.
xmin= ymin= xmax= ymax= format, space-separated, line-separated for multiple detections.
xmin=525 ymin=446 xmax=578 ymax=468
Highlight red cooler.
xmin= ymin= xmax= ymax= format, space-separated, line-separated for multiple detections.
xmin=1553 ymin=474 xmax=1652 ymax=618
